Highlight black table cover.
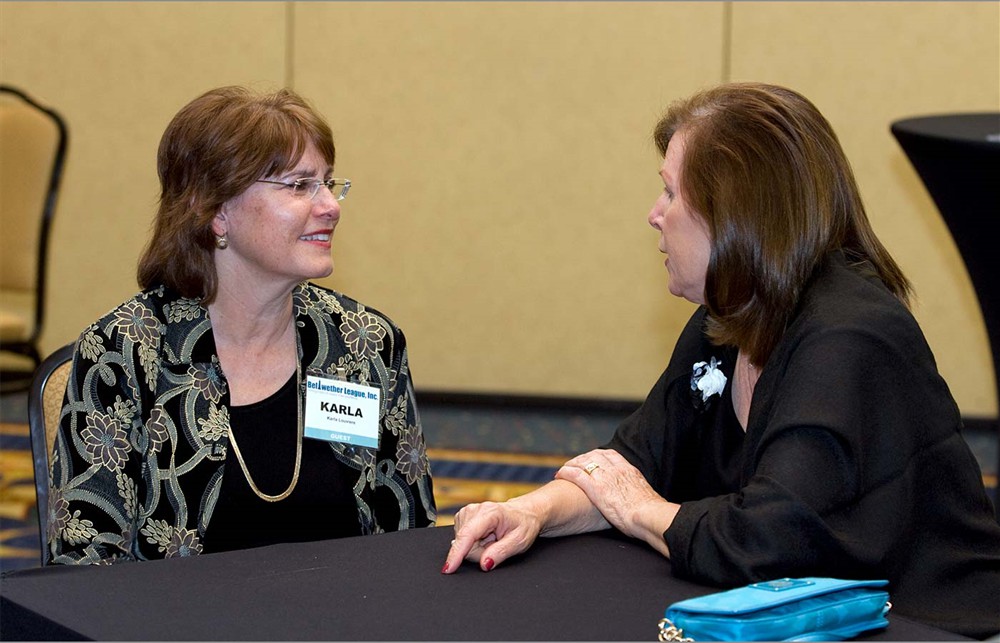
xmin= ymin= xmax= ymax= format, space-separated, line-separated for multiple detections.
xmin=891 ymin=113 xmax=1000 ymax=489
xmin=0 ymin=527 xmax=968 ymax=640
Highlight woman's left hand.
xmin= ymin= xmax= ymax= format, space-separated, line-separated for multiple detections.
xmin=555 ymin=448 xmax=679 ymax=556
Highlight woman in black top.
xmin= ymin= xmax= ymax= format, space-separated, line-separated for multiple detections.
xmin=442 ymin=82 xmax=1000 ymax=638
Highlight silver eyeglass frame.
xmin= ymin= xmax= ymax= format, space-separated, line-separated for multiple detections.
xmin=256 ymin=178 xmax=351 ymax=201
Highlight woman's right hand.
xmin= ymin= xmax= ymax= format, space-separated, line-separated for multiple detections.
xmin=441 ymin=498 xmax=544 ymax=574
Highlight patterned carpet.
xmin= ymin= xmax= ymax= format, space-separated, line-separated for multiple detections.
xmin=1 ymin=421 xmax=44 ymax=570
xmin=2 ymin=390 xmax=996 ymax=574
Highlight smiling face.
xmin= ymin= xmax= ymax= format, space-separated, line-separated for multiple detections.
xmin=211 ymin=141 xmax=340 ymax=296
xmin=647 ymin=130 xmax=713 ymax=305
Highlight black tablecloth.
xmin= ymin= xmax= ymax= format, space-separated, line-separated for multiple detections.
xmin=891 ymin=112 xmax=1000 ymax=495
xmin=0 ymin=527 xmax=968 ymax=641
xmin=892 ymin=116 xmax=999 ymax=366
xmin=890 ymin=113 xmax=999 ymax=342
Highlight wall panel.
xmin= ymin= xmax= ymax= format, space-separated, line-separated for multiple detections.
xmin=730 ymin=1 xmax=1000 ymax=414
xmin=294 ymin=2 xmax=725 ymax=397
xmin=0 ymin=1 xmax=287 ymax=363
xmin=4 ymin=1 xmax=995 ymax=414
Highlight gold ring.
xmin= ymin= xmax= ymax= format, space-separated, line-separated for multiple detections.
xmin=584 ymin=462 xmax=600 ymax=475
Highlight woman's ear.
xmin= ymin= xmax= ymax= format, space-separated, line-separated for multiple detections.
xmin=211 ymin=207 xmax=228 ymax=238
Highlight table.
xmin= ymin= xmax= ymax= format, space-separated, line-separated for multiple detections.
xmin=0 ymin=527 xmax=968 ymax=641
xmin=891 ymin=113 xmax=1000 ymax=485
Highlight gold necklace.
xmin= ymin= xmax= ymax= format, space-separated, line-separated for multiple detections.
xmin=225 ymin=361 xmax=303 ymax=503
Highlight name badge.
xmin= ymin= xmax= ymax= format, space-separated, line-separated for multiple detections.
xmin=303 ymin=375 xmax=381 ymax=448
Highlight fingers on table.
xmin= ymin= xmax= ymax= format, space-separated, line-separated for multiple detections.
xmin=444 ymin=503 xmax=537 ymax=574
xmin=443 ymin=507 xmax=502 ymax=573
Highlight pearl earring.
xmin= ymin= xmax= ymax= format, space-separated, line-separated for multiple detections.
xmin=216 ymin=234 xmax=228 ymax=249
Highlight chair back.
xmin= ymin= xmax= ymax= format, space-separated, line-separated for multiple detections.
xmin=0 ymin=85 xmax=68 ymax=368
xmin=27 ymin=342 xmax=75 ymax=565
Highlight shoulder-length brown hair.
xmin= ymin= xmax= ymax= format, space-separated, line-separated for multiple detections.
xmin=137 ymin=86 xmax=336 ymax=304
xmin=653 ymin=82 xmax=910 ymax=367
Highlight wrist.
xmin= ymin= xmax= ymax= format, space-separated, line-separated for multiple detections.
xmin=510 ymin=479 xmax=590 ymax=537
xmin=628 ymin=498 xmax=679 ymax=556
xmin=506 ymin=486 xmax=553 ymax=533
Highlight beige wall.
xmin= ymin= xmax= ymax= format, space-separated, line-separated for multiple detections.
xmin=1 ymin=1 xmax=997 ymax=415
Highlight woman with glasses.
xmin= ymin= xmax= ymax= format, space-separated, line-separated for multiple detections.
xmin=442 ymin=82 xmax=1000 ymax=638
xmin=48 ymin=86 xmax=435 ymax=563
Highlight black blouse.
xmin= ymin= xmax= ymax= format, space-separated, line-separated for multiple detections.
xmin=605 ymin=252 xmax=1000 ymax=639
xmin=203 ymin=374 xmax=362 ymax=553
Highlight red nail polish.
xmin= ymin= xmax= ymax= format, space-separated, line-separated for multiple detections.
xmin=483 ymin=557 xmax=495 ymax=571
xmin=441 ymin=562 xmax=450 ymax=574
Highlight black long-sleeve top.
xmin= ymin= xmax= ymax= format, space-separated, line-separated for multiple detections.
xmin=607 ymin=252 xmax=1000 ymax=638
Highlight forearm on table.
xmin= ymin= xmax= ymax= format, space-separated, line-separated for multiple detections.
xmin=507 ymin=479 xmax=610 ymax=538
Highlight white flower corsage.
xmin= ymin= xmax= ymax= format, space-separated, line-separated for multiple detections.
xmin=690 ymin=357 xmax=727 ymax=410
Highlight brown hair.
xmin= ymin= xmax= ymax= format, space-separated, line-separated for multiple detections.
xmin=653 ymin=82 xmax=910 ymax=367
xmin=137 ymin=86 xmax=336 ymax=303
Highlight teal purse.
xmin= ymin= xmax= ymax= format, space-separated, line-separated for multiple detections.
xmin=658 ymin=578 xmax=891 ymax=641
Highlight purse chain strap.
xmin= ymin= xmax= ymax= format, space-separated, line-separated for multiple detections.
xmin=657 ymin=618 xmax=694 ymax=642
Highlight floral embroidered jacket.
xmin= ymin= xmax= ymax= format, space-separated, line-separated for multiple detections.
xmin=48 ymin=282 xmax=436 ymax=564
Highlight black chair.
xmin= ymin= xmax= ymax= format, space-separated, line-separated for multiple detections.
xmin=27 ymin=342 xmax=75 ymax=565
xmin=0 ymin=85 xmax=68 ymax=392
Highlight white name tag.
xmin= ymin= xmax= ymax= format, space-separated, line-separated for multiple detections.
xmin=303 ymin=375 xmax=380 ymax=448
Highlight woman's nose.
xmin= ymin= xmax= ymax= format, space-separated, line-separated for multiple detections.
xmin=647 ymin=204 xmax=661 ymax=230
xmin=313 ymin=189 xmax=341 ymax=218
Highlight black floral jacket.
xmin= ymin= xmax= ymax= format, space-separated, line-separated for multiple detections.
xmin=48 ymin=282 xmax=435 ymax=564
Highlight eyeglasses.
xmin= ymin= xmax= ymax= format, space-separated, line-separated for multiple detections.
xmin=256 ymin=178 xmax=351 ymax=201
